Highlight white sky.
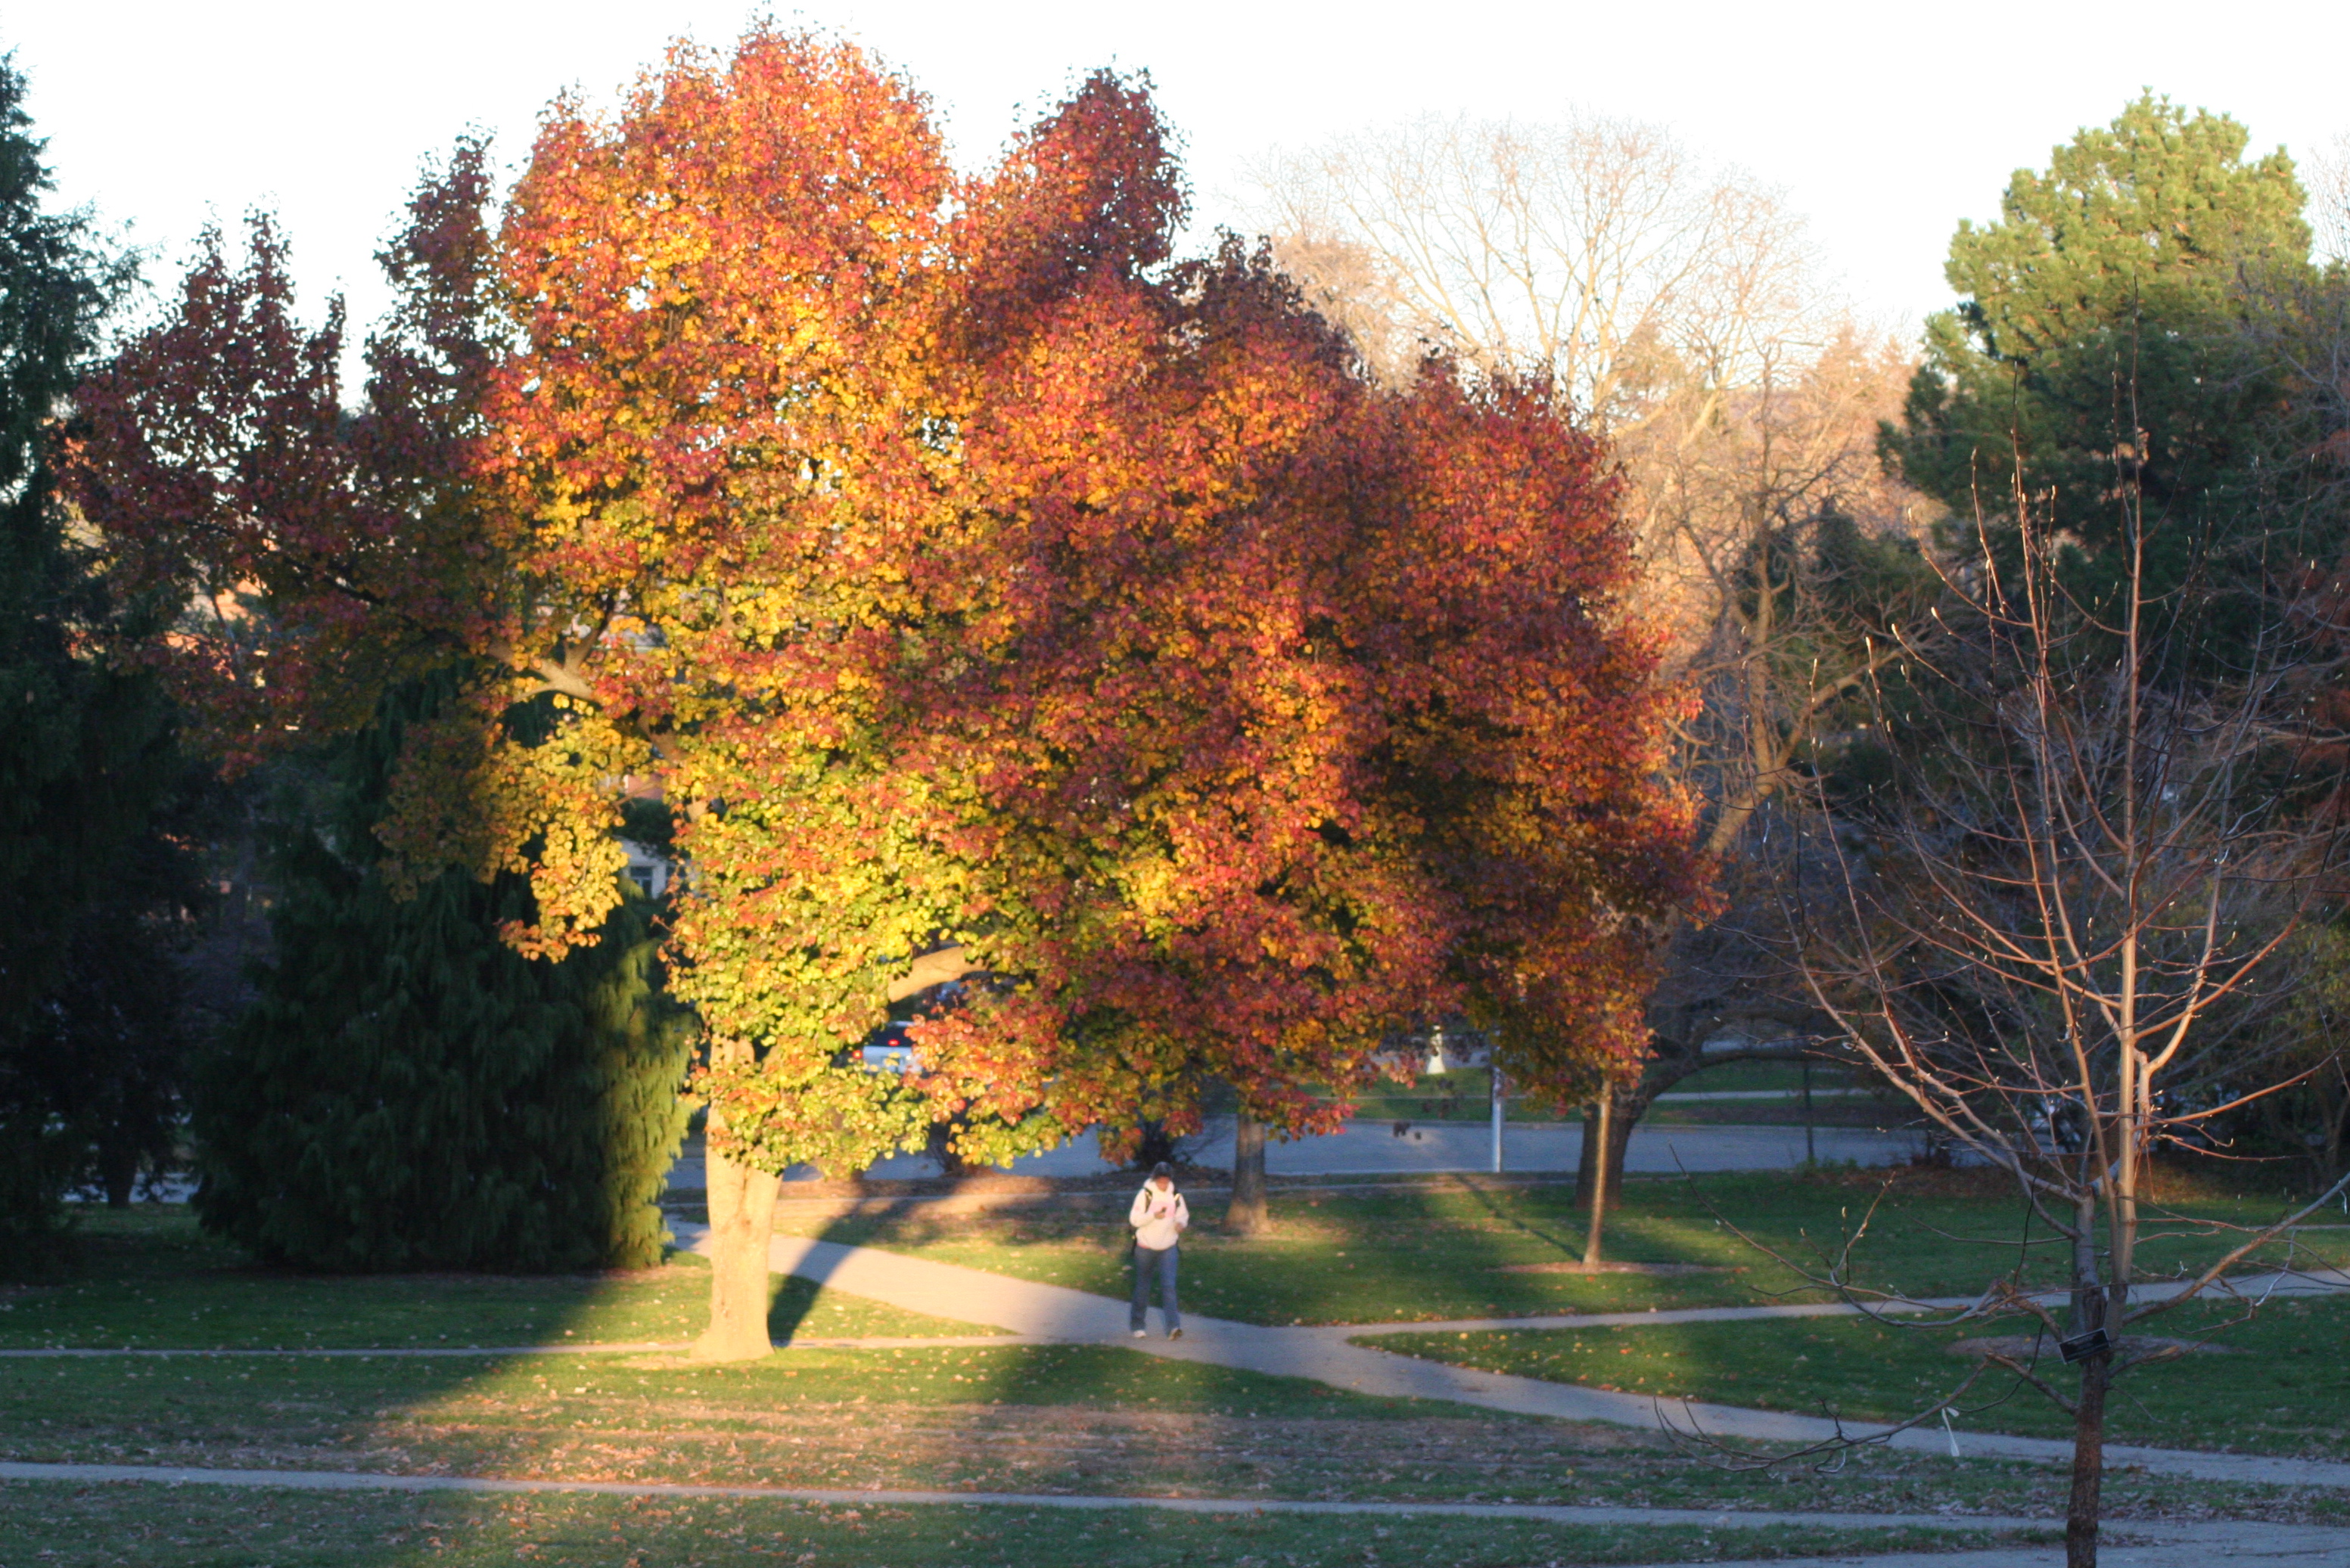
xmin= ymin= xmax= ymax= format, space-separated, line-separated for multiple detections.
xmin=8 ymin=0 xmax=2348 ymax=358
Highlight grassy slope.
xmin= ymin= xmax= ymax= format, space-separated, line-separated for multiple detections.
xmin=775 ymin=1171 xmax=2333 ymax=1327
xmin=1370 ymin=1293 xmax=2350 ymax=1460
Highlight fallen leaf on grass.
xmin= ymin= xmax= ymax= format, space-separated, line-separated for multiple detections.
xmin=1495 ymin=1262 xmax=1729 ymax=1276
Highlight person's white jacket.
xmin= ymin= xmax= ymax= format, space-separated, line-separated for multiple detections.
xmin=1128 ymin=1184 xmax=1189 ymax=1250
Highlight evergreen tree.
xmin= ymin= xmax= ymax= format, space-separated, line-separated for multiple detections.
xmin=0 ymin=54 xmax=188 ymax=1273
xmin=192 ymin=679 xmax=693 ymax=1272
xmin=1885 ymin=95 xmax=2323 ymax=610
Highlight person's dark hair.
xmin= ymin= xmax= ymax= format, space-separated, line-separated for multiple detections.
xmin=1150 ymin=1161 xmax=1173 ymax=1181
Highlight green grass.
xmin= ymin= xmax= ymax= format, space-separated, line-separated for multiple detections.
xmin=1338 ymin=1067 xmax=1547 ymax=1123
xmin=2 ymin=1203 xmax=2341 ymax=1539
xmin=0 ymin=1344 xmax=1469 ymax=1475
xmin=13 ymin=1324 xmax=2332 ymax=1522
xmin=776 ymin=1170 xmax=2341 ymax=1327
xmin=1656 ymin=1061 xmax=1858 ymax=1095
xmin=0 ymin=1482 xmax=2053 ymax=1568
xmin=0 ymin=1211 xmax=987 ymax=1349
xmin=1369 ymin=1293 xmax=2350 ymax=1459
xmin=3 ymin=1333 xmax=2202 ymax=1520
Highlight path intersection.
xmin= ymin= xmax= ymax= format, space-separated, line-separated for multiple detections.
xmin=717 ymin=1225 xmax=2350 ymax=1492
xmin=10 ymin=1219 xmax=2347 ymax=1566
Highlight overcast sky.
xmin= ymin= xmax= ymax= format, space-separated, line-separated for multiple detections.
xmin=9 ymin=0 xmax=2348 ymax=356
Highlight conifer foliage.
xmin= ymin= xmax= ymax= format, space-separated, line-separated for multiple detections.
xmin=69 ymin=144 xmax=696 ymax=1275
xmin=1885 ymin=95 xmax=2322 ymax=599
xmin=194 ymin=679 xmax=692 ymax=1272
xmin=0 ymin=56 xmax=194 ymax=1271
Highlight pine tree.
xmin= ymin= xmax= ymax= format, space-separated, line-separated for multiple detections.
xmin=191 ymin=679 xmax=693 ymax=1272
xmin=1885 ymin=95 xmax=2322 ymax=607
xmin=0 ymin=54 xmax=185 ymax=1273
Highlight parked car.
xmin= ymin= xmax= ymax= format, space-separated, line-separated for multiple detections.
xmin=859 ymin=1019 xmax=919 ymax=1073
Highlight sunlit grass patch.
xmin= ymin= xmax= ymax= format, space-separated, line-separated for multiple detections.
xmin=1367 ymin=1293 xmax=2350 ymax=1458
xmin=774 ymin=1172 xmax=2328 ymax=1327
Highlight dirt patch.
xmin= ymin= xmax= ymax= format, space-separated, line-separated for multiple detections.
xmin=1497 ymin=1262 xmax=1732 ymax=1276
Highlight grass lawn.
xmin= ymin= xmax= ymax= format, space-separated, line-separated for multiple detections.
xmin=1369 ymin=1292 xmax=2350 ymax=1460
xmin=774 ymin=1169 xmax=2342 ymax=1327
xmin=0 ymin=1482 xmax=2058 ymax=1568
xmin=0 ymin=1211 xmax=987 ymax=1349
xmin=0 ymin=1338 xmax=2320 ymax=1527
xmin=2 ymin=1206 xmax=2344 ymax=1568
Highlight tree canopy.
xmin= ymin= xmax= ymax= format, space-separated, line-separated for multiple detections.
xmin=1887 ymin=95 xmax=2320 ymax=590
xmin=66 ymin=26 xmax=1699 ymax=1340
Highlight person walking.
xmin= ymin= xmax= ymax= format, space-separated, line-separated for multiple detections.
xmin=1128 ymin=1161 xmax=1189 ymax=1339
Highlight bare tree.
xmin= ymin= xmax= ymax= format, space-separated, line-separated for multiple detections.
xmin=1599 ymin=330 xmax=1946 ymax=1169
xmin=1251 ymin=111 xmax=1801 ymax=428
xmin=2308 ymin=132 xmax=2350 ymax=268
xmin=1755 ymin=487 xmax=2350 ymax=1566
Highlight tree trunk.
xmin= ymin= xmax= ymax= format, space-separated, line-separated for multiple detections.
xmin=926 ymin=1118 xmax=976 ymax=1178
xmin=1580 ymin=1090 xmax=1613 ymax=1271
xmin=693 ymin=1141 xmax=779 ymax=1362
xmin=100 ymin=1144 xmax=137 ymax=1209
xmin=1574 ymin=1085 xmax=1634 ymax=1214
xmin=2066 ymin=1347 xmax=2112 ymax=1567
xmin=1226 ymin=1109 xmax=1268 ymax=1235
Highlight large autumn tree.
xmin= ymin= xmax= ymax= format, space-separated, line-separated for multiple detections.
xmin=477 ymin=36 xmax=1694 ymax=1355
xmin=922 ymin=117 xmax=1699 ymax=1233
xmin=72 ymin=27 xmax=1696 ymax=1348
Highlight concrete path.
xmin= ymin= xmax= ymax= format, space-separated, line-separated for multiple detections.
xmin=1619 ymin=1532 xmax=2350 ymax=1568
xmin=0 ymin=1459 xmax=2020 ymax=1529
xmin=682 ymin=1223 xmax=2350 ymax=1492
xmin=668 ymin=1119 xmax=1923 ymax=1190
xmin=2 ymin=1461 xmax=2343 ymax=1564
xmin=0 ymin=1336 xmax=1032 ymax=1358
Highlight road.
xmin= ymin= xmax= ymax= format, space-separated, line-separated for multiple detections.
xmin=666 ymin=1116 xmax=1923 ymax=1190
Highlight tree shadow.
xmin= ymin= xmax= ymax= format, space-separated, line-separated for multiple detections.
xmin=1 ymin=1206 xmax=754 ymax=1565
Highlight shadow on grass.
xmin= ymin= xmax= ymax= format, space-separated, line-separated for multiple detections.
xmin=0 ymin=1207 xmax=710 ymax=1352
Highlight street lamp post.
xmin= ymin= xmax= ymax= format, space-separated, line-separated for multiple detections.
xmin=1489 ymin=1060 xmax=1504 ymax=1175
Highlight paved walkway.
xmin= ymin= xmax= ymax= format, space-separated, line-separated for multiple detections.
xmin=2 ymin=1461 xmax=2342 ymax=1564
xmin=681 ymin=1223 xmax=2350 ymax=1492
xmin=0 ymin=1337 xmax=1033 ymax=1358
xmin=1640 ymin=1534 xmax=2350 ymax=1567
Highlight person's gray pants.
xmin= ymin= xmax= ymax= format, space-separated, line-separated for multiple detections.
xmin=1131 ymin=1244 xmax=1180 ymax=1332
